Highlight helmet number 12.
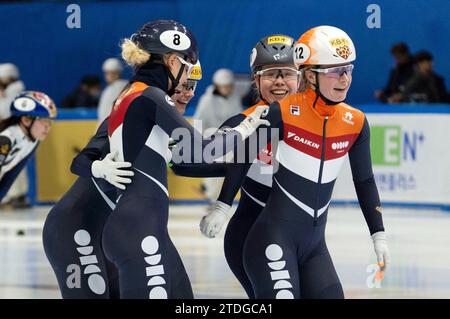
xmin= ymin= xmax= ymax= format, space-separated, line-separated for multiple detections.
xmin=293 ymin=43 xmax=310 ymax=65
xmin=295 ymin=47 xmax=304 ymax=60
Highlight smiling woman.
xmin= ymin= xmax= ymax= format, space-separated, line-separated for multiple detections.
xmin=198 ymin=34 xmax=299 ymax=299
xmin=172 ymin=61 xmax=202 ymax=114
xmin=234 ymin=25 xmax=389 ymax=299
xmin=198 ymin=26 xmax=390 ymax=299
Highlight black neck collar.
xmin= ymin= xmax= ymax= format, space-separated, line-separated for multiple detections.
xmin=132 ymin=63 xmax=170 ymax=93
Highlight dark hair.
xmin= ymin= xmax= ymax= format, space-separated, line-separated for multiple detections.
xmin=414 ymin=50 xmax=433 ymax=63
xmin=391 ymin=42 xmax=409 ymax=56
xmin=0 ymin=116 xmax=21 ymax=133
xmin=80 ymin=75 xmax=101 ymax=87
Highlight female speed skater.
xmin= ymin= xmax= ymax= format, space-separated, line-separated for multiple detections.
xmin=43 ymin=62 xmax=210 ymax=299
xmin=199 ymin=34 xmax=299 ymax=299
xmin=207 ymin=26 xmax=390 ymax=299
xmin=101 ymin=19 xmax=269 ymax=299
xmin=0 ymin=91 xmax=56 ymax=201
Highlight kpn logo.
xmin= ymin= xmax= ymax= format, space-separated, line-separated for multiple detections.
xmin=370 ymin=126 xmax=424 ymax=166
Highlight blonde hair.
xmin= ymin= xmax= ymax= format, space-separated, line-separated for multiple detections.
xmin=298 ymin=66 xmax=314 ymax=93
xmin=120 ymin=38 xmax=151 ymax=67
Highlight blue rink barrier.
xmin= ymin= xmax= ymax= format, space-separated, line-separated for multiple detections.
xmin=29 ymin=103 xmax=450 ymax=210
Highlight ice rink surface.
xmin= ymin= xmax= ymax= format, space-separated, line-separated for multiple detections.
xmin=0 ymin=204 xmax=449 ymax=299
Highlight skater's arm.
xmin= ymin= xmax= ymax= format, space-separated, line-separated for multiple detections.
xmin=216 ymin=103 xmax=283 ymax=206
xmin=349 ymin=117 xmax=385 ymax=235
xmin=199 ymin=102 xmax=283 ymax=238
xmin=169 ymin=113 xmax=249 ymax=178
xmin=216 ymin=162 xmax=252 ymax=205
xmin=141 ymin=87 xmax=269 ymax=164
xmin=0 ymin=147 xmax=36 ymax=201
xmin=70 ymin=119 xmax=109 ymax=177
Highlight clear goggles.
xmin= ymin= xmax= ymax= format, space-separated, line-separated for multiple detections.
xmin=310 ymin=64 xmax=354 ymax=79
xmin=176 ymin=56 xmax=195 ymax=75
xmin=256 ymin=67 xmax=300 ymax=81
xmin=174 ymin=79 xmax=198 ymax=94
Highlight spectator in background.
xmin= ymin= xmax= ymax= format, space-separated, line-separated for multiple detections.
xmin=193 ymin=68 xmax=242 ymax=205
xmin=241 ymin=81 xmax=259 ymax=108
xmin=375 ymin=42 xmax=415 ymax=103
xmin=401 ymin=51 xmax=448 ymax=103
xmin=61 ymin=75 xmax=101 ymax=108
xmin=0 ymin=63 xmax=25 ymax=119
xmin=0 ymin=63 xmax=28 ymax=209
xmin=97 ymin=58 xmax=128 ymax=122
xmin=194 ymin=68 xmax=242 ymax=135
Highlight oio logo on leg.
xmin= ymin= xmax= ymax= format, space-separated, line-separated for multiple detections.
xmin=66 ymin=229 xmax=106 ymax=295
xmin=141 ymin=235 xmax=167 ymax=299
xmin=265 ymin=243 xmax=294 ymax=299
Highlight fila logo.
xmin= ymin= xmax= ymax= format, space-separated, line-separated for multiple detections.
xmin=331 ymin=141 xmax=349 ymax=150
xmin=141 ymin=235 xmax=168 ymax=299
xmin=342 ymin=111 xmax=354 ymax=125
xmin=73 ymin=229 xmax=106 ymax=295
xmin=265 ymin=244 xmax=294 ymax=299
xmin=287 ymin=132 xmax=320 ymax=149
xmin=290 ymin=105 xmax=300 ymax=115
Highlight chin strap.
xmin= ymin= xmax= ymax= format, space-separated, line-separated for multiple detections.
xmin=166 ymin=63 xmax=186 ymax=97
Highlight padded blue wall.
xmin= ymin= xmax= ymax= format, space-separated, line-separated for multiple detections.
xmin=1 ymin=0 xmax=448 ymax=110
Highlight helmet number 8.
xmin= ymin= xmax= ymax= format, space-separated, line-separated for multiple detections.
xmin=173 ymin=34 xmax=180 ymax=46
xmin=160 ymin=30 xmax=191 ymax=51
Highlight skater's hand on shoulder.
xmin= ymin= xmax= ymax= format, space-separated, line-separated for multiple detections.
xmin=199 ymin=201 xmax=231 ymax=238
xmin=234 ymin=105 xmax=270 ymax=140
xmin=371 ymin=231 xmax=391 ymax=272
xmin=91 ymin=150 xmax=134 ymax=190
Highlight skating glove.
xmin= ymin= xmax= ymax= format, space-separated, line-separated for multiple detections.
xmin=371 ymin=231 xmax=391 ymax=272
xmin=200 ymin=201 xmax=231 ymax=238
xmin=91 ymin=150 xmax=134 ymax=190
xmin=233 ymin=105 xmax=270 ymax=140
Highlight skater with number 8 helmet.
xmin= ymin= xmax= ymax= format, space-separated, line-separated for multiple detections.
xmin=101 ymin=19 xmax=269 ymax=299
xmin=42 ymin=62 xmax=217 ymax=299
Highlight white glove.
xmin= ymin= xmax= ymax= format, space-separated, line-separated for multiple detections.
xmin=371 ymin=231 xmax=391 ymax=271
xmin=234 ymin=105 xmax=270 ymax=140
xmin=91 ymin=151 xmax=134 ymax=190
xmin=199 ymin=201 xmax=231 ymax=238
